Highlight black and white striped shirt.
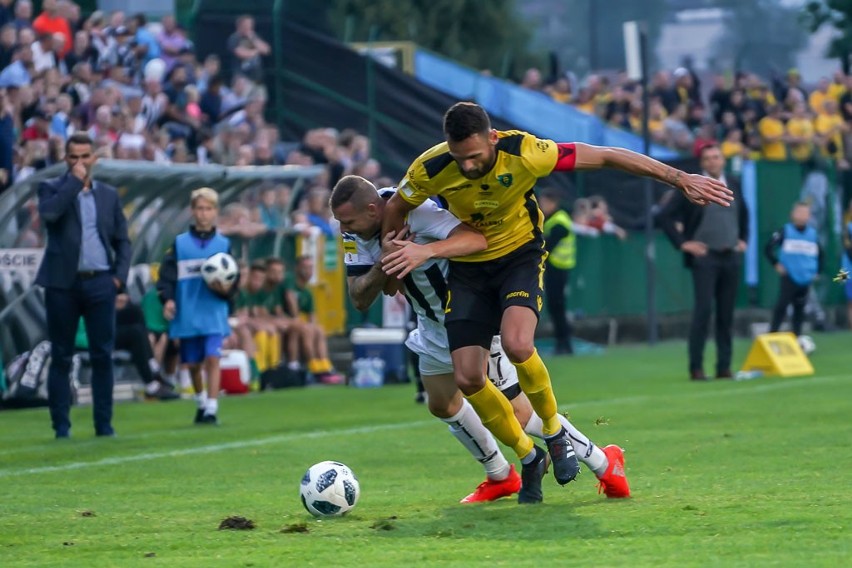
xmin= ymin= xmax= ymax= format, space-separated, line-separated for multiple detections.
xmin=343 ymin=188 xmax=461 ymax=324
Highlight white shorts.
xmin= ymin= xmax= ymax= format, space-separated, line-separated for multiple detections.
xmin=486 ymin=335 xmax=519 ymax=393
xmin=406 ymin=322 xmax=520 ymax=395
xmin=405 ymin=319 xmax=453 ymax=376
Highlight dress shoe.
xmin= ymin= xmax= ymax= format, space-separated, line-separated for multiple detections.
xmin=55 ymin=429 xmax=70 ymax=439
xmin=716 ymin=369 xmax=733 ymax=379
xmin=96 ymin=426 xmax=115 ymax=437
xmin=690 ymin=369 xmax=709 ymax=381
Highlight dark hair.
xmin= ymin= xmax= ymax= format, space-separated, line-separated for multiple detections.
xmin=329 ymin=174 xmax=378 ymax=211
xmin=133 ymin=13 xmax=147 ymax=26
xmin=65 ymin=132 xmax=93 ymax=153
xmin=249 ymin=260 xmax=267 ymax=272
xmin=538 ymin=187 xmax=561 ymax=202
xmin=698 ymin=143 xmax=722 ymax=160
xmin=296 ymin=254 xmax=312 ymax=264
xmin=443 ymin=102 xmax=491 ymax=142
xmin=264 ymin=257 xmax=284 ymax=269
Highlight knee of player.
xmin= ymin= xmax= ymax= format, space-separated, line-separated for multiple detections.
xmin=500 ymin=337 xmax=534 ymax=363
xmin=452 ymin=370 xmax=485 ymax=394
xmin=427 ymin=396 xmax=454 ymax=419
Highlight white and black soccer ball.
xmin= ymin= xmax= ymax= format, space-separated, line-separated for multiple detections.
xmin=300 ymin=461 xmax=360 ymax=517
xmin=201 ymin=252 xmax=238 ymax=288
xmin=797 ymin=334 xmax=816 ymax=355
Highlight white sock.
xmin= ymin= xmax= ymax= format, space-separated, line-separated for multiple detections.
xmin=205 ymin=398 xmax=219 ymax=415
xmin=441 ymin=399 xmax=511 ymax=481
xmin=287 ymin=361 xmax=301 ymax=371
xmin=148 ymin=358 xmax=161 ymax=375
xmin=163 ymin=372 xmax=177 ymax=386
xmin=525 ymin=412 xmax=608 ymax=476
xmin=195 ymin=391 xmax=207 ymax=409
xmin=144 ymin=381 xmax=160 ymax=395
xmin=179 ymin=368 xmax=192 ymax=389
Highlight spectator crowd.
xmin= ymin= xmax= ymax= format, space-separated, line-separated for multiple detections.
xmin=0 ymin=1 xmax=387 ymax=219
xmin=523 ymin=64 xmax=852 ymax=167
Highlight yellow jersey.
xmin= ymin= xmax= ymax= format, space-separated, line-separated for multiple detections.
xmin=809 ymin=90 xmax=829 ymax=114
xmin=758 ymin=117 xmax=787 ymax=160
xmin=720 ymin=140 xmax=743 ymax=159
xmin=399 ymin=130 xmax=558 ymax=262
xmin=786 ymin=117 xmax=814 ymax=161
xmin=815 ymin=113 xmax=845 ymax=159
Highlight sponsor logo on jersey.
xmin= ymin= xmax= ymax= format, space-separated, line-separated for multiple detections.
xmin=445 ymin=183 xmax=472 ymax=192
xmin=474 ymin=199 xmax=499 ymax=209
xmin=497 ymin=173 xmax=513 ymax=188
xmin=342 ymin=241 xmax=358 ymax=254
xmin=536 ymin=139 xmax=550 ymax=152
xmin=505 ymin=290 xmax=530 ymax=300
xmin=469 ymin=213 xmax=504 ymax=228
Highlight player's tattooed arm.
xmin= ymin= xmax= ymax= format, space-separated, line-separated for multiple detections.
xmin=663 ymin=168 xmax=684 ymax=188
xmin=347 ymin=264 xmax=388 ymax=312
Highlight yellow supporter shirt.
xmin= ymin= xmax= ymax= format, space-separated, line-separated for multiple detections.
xmin=815 ymin=113 xmax=845 ymax=159
xmin=809 ymin=90 xmax=828 ymax=114
xmin=758 ymin=117 xmax=787 ymax=160
xmin=399 ymin=130 xmax=557 ymax=262
xmin=786 ymin=117 xmax=815 ymax=161
xmin=720 ymin=140 xmax=743 ymax=159
xmin=828 ymin=82 xmax=846 ymax=102
xmin=575 ymin=101 xmax=595 ymax=115
xmin=550 ymin=92 xmax=571 ymax=104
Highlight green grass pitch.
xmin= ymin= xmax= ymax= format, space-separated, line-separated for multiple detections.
xmin=0 ymin=335 xmax=849 ymax=567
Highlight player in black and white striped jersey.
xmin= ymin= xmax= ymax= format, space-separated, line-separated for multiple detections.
xmin=331 ymin=175 xmax=629 ymax=501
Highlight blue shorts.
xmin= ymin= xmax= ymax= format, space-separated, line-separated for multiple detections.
xmin=179 ymin=334 xmax=224 ymax=364
xmin=846 ymin=279 xmax=852 ymax=301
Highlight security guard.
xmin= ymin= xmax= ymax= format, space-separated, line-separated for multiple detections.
xmin=539 ymin=188 xmax=576 ymax=355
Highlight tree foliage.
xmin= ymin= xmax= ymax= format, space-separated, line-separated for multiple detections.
xmin=712 ymin=0 xmax=808 ymax=75
xmin=803 ymin=0 xmax=852 ymax=62
xmin=326 ymin=0 xmax=536 ymax=78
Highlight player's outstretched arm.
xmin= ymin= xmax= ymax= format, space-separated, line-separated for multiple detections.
xmin=570 ymin=142 xmax=734 ymax=207
xmin=382 ymin=223 xmax=487 ymax=279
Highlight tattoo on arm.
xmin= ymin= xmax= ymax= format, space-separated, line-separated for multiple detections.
xmin=664 ymin=168 xmax=683 ymax=188
xmin=350 ymin=264 xmax=387 ymax=308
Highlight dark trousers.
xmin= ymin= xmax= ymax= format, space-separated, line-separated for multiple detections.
xmin=689 ymin=252 xmax=739 ymax=373
xmin=45 ymin=272 xmax=116 ymax=435
xmin=770 ymin=275 xmax=810 ymax=335
xmin=544 ymin=266 xmax=573 ymax=352
xmin=115 ymin=303 xmax=156 ymax=383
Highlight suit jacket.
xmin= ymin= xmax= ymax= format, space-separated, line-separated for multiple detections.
xmin=657 ymin=177 xmax=749 ymax=268
xmin=35 ymin=172 xmax=131 ymax=289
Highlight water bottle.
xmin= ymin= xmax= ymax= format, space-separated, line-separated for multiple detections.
xmin=734 ymin=370 xmax=763 ymax=381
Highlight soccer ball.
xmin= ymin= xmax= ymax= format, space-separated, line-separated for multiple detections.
xmin=201 ymin=252 xmax=238 ymax=288
xmin=797 ymin=335 xmax=816 ymax=355
xmin=299 ymin=461 xmax=360 ymax=517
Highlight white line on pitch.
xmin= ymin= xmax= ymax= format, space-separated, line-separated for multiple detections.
xmin=0 ymin=373 xmax=846 ymax=477
xmin=0 ymin=420 xmax=433 ymax=479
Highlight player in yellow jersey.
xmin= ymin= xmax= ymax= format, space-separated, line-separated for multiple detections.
xmin=382 ymin=102 xmax=732 ymax=503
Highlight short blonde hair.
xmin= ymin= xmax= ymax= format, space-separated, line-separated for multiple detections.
xmin=191 ymin=187 xmax=219 ymax=208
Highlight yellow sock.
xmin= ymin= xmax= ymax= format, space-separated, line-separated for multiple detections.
xmin=308 ymin=359 xmax=322 ymax=374
xmin=320 ymin=358 xmax=333 ymax=373
xmin=268 ymin=333 xmax=282 ymax=368
xmin=465 ymin=380 xmax=534 ymax=460
xmin=253 ymin=332 xmax=269 ymax=372
xmin=513 ymin=349 xmax=561 ymax=436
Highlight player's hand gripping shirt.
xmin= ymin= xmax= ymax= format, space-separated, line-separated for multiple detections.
xmin=343 ymin=188 xmax=461 ymax=325
xmin=398 ymin=130 xmax=559 ymax=262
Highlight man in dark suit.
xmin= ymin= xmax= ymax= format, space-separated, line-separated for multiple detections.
xmin=36 ymin=132 xmax=131 ymax=438
xmin=658 ymin=144 xmax=749 ymax=380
